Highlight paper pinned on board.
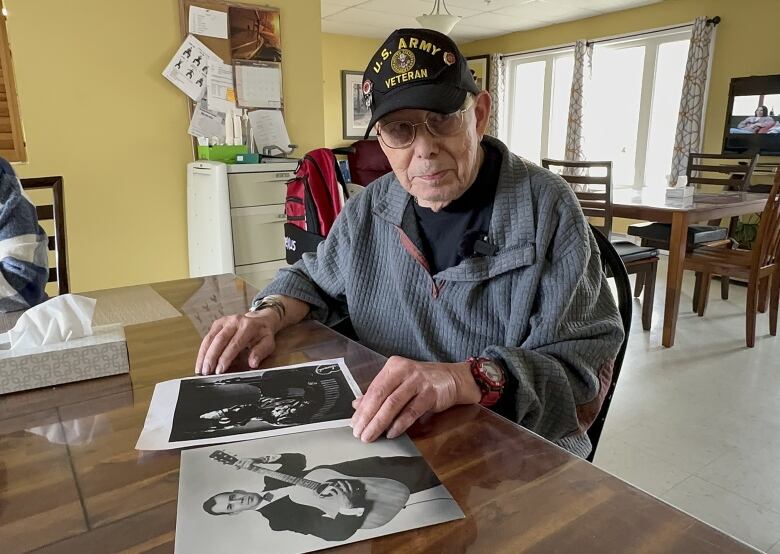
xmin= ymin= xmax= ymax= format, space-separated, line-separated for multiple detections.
xmin=188 ymin=6 xmax=228 ymax=39
xmin=234 ymin=60 xmax=282 ymax=109
xmin=188 ymin=99 xmax=225 ymax=141
xmin=206 ymin=61 xmax=236 ymax=114
xmin=163 ymin=35 xmax=221 ymax=101
xmin=248 ymin=109 xmax=291 ymax=153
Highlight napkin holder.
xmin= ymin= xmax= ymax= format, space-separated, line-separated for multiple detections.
xmin=0 ymin=323 xmax=129 ymax=395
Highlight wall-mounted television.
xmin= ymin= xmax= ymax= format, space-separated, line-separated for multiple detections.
xmin=722 ymin=74 xmax=780 ymax=156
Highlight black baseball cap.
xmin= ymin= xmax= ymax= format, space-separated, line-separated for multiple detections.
xmin=361 ymin=28 xmax=480 ymax=138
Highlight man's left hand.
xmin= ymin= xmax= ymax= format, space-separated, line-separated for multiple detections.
xmin=317 ymin=479 xmax=360 ymax=510
xmin=350 ymin=356 xmax=481 ymax=443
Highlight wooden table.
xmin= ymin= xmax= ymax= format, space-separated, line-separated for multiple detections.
xmin=613 ymin=189 xmax=769 ymax=347
xmin=0 ymin=275 xmax=759 ymax=553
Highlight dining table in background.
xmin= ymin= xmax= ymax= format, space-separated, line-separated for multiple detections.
xmin=613 ymin=188 xmax=769 ymax=347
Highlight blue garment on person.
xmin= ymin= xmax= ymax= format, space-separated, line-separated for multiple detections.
xmin=0 ymin=159 xmax=49 ymax=312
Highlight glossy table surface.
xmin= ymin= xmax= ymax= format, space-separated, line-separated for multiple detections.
xmin=0 ymin=275 xmax=759 ymax=553
xmin=613 ymin=188 xmax=768 ymax=214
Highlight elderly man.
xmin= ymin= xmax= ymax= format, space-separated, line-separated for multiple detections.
xmin=197 ymin=29 xmax=623 ymax=458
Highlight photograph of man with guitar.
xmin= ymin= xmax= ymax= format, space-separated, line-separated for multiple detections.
xmin=169 ymin=363 xmax=357 ymax=442
xmin=203 ymin=451 xmax=441 ymax=541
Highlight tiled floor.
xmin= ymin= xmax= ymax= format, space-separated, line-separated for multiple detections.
xmin=594 ymin=255 xmax=780 ymax=552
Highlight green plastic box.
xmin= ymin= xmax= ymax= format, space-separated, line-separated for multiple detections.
xmin=196 ymin=145 xmax=248 ymax=164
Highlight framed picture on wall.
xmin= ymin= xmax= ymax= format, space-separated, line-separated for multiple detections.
xmin=466 ymin=55 xmax=490 ymax=92
xmin=228 ymin=6 xmax=282 ymax=62
xmin=342 ymin=70 xmax=376 ymax=140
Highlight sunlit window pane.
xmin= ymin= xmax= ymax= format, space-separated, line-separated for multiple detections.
xmin=503 ymin=29 xmax=695 ymax=190
xmin=644 ymin=39 xmax=689 ymax=188
xmin=584 ymin=45 xmax=645 ymax=187
xmin=548 ymin=55 xmax=574 ymax=161
xmin=508 ymin=60 xmax=546 ymax=163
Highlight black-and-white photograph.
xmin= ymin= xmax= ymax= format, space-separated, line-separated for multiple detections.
xmin=175 ymin=427 xmax=463 ymax=554
xmin=135 ymin=359 xmax=361 ymax=450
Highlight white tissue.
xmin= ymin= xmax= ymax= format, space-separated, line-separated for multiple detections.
xmin=2 ymin=294 xmax=97 ymax=350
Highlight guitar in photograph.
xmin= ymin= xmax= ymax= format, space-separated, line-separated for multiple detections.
xmin=209 ymin=450 xmax=411 ymax=529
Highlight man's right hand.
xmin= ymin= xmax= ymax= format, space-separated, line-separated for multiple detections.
xmin=195 ymin=311 xmax=278 ymax=375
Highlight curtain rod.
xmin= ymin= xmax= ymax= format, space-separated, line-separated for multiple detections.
xmin=586 ymin=16 xmax=720 ymax=47
xmin=500 ymin=43 xmax=574 ymax=60
xmin=499 ymin=16 xmax=721 ymax=60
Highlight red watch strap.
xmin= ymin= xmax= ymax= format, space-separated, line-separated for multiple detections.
xmin=468 ymin=357 xmax=505 ymax=407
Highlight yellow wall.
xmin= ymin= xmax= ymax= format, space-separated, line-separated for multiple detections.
xmin=461 ymin=0 xmax=780 ymax=232
xmin=322 ymin=33 xmax=381 ymax=148
xmin=6 ymin=0 xmax=324 ymax=292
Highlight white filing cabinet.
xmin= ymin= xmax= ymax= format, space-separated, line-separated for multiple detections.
xmin=187 ymin=161 xmax=297 ymax=291
xmin=228 ymin=162 xmax=297 ymax=290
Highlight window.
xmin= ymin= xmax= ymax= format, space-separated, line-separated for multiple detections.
xmin=0 ymin=4 xmax=26 ymax=162
xmin=505 ymin=48 xmax=574 ymax=163
xmin=504 ymin=28 xmax=695 ymax=189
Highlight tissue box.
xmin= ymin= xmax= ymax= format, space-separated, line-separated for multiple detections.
xmin=665 ymin=186 xmax=695 ymax=199
xmin=0 ymin=324 xmax=130 ymax=395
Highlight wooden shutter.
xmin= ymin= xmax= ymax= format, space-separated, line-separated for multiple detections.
xmin=0 ymin=4 xmax=26 ymax=162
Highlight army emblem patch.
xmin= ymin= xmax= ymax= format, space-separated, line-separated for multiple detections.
xmin=443 ymin=51 xmax=456 ymax=66
xmin=391 ymin=48 xmax=416 ymax=74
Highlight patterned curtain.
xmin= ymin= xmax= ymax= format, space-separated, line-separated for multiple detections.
xmin=669 ymin=17 xmax=715 ymax=185
xmin=487 ymin=53 xmax=505 ymax=139
xmin=564 ymin=40 xmax=592 ymax=164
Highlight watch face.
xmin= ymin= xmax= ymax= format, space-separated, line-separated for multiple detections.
xmin=484 ymin=363 xmax=503 ymax=383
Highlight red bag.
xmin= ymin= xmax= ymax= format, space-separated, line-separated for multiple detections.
xmin=284 ymin=149 xmax=348 ymax=263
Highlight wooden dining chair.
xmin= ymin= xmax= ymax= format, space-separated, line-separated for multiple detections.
xmin=19 ymin=176 xmax=69 ymax=295
xmin=587 ymin=225 xmax=632 ymax=462
xmin=629 ymin=153 xmax=759 ymax=304
xmin=683 ymin=168 xmax=780 ymax=347
xmin=542 ymin=158 xmax=659 ymax=330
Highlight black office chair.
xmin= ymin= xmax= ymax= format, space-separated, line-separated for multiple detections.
xmin=587 ymin=225 xmax=632 ymax=463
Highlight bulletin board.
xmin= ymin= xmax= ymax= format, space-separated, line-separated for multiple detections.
xmin=178 ymin=1 xmax=234 ymax=59
xmin=176 ymin=0 xmax=288 ymax=158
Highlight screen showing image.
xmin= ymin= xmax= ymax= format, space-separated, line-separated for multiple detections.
xmin=727 ymin=95 xmax=780 ymax=135
xmin=723 ymin=75 xmax=780 ymax=155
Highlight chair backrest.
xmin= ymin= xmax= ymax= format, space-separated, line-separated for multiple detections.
xmin=586 ymin=225 xmax=632 ymax=463
xmin=346 ymin=139 xmax=392 ymax=186
xmin=750 ymin=168 xmax=780 ymax=271
xmin=19 ymin=176 xmax=69 ymax=295
xmin=541 ymin=158 xmax=613 ymax=237
xmin=686 ymin=153 xmax=758 ymax=191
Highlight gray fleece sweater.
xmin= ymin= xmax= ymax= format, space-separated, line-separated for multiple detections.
xmin=260 ymin=136 xmax=624 ymax=457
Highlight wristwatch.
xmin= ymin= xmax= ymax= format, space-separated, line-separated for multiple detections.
xmin=248 ymin=295 xmax=286 ymax=320
xmin=468 ymin=357 xmax=506 ymax=407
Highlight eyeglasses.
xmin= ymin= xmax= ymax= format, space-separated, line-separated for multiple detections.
xmin=377 ymin=102 xmax=473 ymax=149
